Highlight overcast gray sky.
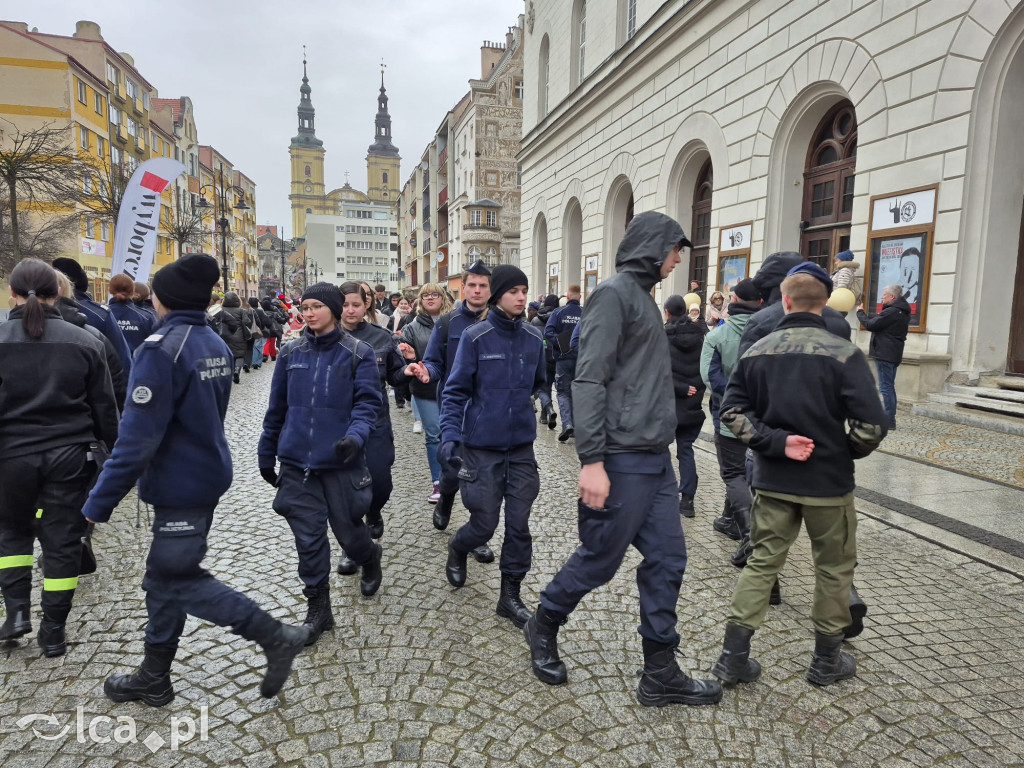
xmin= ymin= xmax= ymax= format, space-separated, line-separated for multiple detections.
xmin=20 ymin=0 xmax=525 ymax=238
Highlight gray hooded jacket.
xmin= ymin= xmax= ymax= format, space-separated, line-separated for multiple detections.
xmin=573 ymin=211 xmax=686 ymax=465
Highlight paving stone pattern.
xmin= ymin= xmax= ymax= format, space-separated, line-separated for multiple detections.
xmin=2 ymin=365 xmax=1024 ymax=767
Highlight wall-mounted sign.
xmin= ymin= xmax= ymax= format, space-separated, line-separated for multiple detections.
xmin=583 ymin=254 xmax=599 ymax=300
xmin=81 ymin=237 xmax=105 ymax=256
xmin=717 ymin=221 xmax=752 ymax=292
xmin=865 ymin=184 xmax=938 ymax=332
xmin=585 ymin=255 xmax=598 ymax=272
xmin=548 ymin=263 xmax=560 ymax=277
xmin=870 ymin=188 xmax=937 ymax=233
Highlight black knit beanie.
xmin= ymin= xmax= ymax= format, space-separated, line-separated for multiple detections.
xmin=301 ymin=282 xmax=344 ymax=319
xmin=543 ymin=294 xmax=560 ymax=309
xmin=152 ymin=254 xmax=221 ymax=311
xmin=487 ymin=265 xmax=529 ymax=305
xmin=52 ymin=257 xmax=89 ymax=292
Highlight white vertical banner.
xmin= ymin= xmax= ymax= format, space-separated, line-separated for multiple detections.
xmin=110 ymin=157 xmax=185 ymax=282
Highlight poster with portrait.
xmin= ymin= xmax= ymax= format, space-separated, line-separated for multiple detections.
xmin=717 ymin=254 xmax=748 ymax=292
xmin=868 ymin=233 xmax=927 ymax=328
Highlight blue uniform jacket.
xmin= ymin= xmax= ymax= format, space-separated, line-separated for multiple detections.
xmin=258 ymin=326 xmax=381 ymax=471
xmin=544 ymin=299 xmax=582 ymax=361
xmin=422 ymin=304 xmax=486 ymax=388
xmin=439 ymin=309 xmax=546 ymax=450
xmin=108 ymin=300 xmax=155 ymax=354
xmin=74 ymin=289 xmax=133 ymax=374
xmin=347 ymin=321 xmax=409 ymax=427
xmin=82 ymin=311 xmax=234 ymax=521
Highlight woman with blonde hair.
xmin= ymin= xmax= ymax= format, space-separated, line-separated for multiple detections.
xmin=397 ymin=283 xmax=452 ymax=502
xmin=705 ymin=290 xmax=728 ymax=329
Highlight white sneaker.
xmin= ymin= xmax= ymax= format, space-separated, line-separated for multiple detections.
xmin=413 ymin=420 xmax=423 ymax=433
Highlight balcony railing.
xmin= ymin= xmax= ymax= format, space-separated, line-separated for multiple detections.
xmin=438 ymin=147 xmax=448 ymax=166
xmin=438 ymin=186 xmax=448 ymax=208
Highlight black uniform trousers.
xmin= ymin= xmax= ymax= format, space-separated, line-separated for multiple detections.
xmin=364 ymin=424 xmax=396 ymax=519
xmin=143 ymin=505 xmax=265 ymax=647
xmin=273 ymin=463 xmax=373 ymax=588
xmin=0 ymin=444 xmax=93 ymax=623
xmin=438 ymin=444 xmax=462 ymax=497
xmin=450 ymin=444 xmax=539 ymax=576
xmin=714 ymin=432 xmax=753 ymax=511
xmin=540 ymin=451 xmax=687 ymax=645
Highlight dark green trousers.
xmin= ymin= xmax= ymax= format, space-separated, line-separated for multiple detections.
xmin=729 ymin=490 xmax=856 ymax=635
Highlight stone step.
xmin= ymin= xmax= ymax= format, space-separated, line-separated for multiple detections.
xmin=943 ymin=384 xmax=1024 ymax=405
xmin=995 ymin=376 xmax=1024 ymax=392
xmin=911 ymin=401 xmax=1024 ymax=437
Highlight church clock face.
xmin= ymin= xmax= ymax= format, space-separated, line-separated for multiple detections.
xmin=304 ymin=185 xmax=312 ymax=193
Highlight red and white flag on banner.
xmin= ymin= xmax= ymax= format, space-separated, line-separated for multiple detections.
xmin=111 ymin=157 xmax=185 ymax=283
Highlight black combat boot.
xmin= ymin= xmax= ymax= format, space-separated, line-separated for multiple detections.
xmin=104 ymin=642 xmax=177 ymax=706
xmin=636 ymin=639 xmax=723 ymax=706
xmin=0 ymin=596 xmax=31 ymax=641
xmin=495 ymin=573 xmax=533 ymax=628
xmin=844 ymin=585 xmax=867 ymax=639
xmin=678 ymin=493 xmax=695 ymax=518
xmin=524 ymin=604 xmax=568 ymax=685
xmin=301 ymin=583 xmax=335 ymax=645
xmin=445 ymin=542 xmax=467 ymax=588
xmin=712 ymin=500 xmax=741 ymax=540
xmin=243 ymin=613 xmax=311 ymax=698
xmin=433 ymin=492 xmax=456 ymax=531
xmin=37 ymin=619 xmax=66 ymax=657
xmin=806 ymin=631 xmax=857 ymax=686
xmin=547 ymin=409 xmax=557 ymax=430
xmin=711 ymin=624 xmax=762 ymax=686
xmin=359 ymin=542 xmax=383 ymax=598
xmin=539 ymin=404 xmax=550 ymax=425
xmin=471 ymin=544 xmax=495 ymax=564
xmin=336 ymin=549 xmax=358 ymax=575
xmin=769 ymin=578 xmax=782 ymax=606
xmin=365 ymin=509 xmax=384 ymax=540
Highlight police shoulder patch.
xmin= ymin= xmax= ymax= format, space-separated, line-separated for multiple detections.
xmin=131 ymin=386 xmax=154 ymax=405
xmin=144 ymin=334 xmax=164 ymax=344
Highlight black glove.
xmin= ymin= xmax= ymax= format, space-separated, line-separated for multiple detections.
xmin=260 ymin=466 xmax=278 ymax=486
xmin=334 ymin=436 xmax=362 ymax=464
xmin=438 ymin=441 xmax=462 ymax=468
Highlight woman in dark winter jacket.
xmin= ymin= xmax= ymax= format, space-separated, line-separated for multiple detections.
xmin=664 ymin=294 xmax=708 ymax=517
xmin=219 ymin=292 xmax=248 ymax=383
xmin=334 ymin=282 xmax=411 ymax=574
xmin=248 ymin=297 xmax=270 ymax=370
xmin=531 ymin=294 xmax=559 ymax=429
xmin=107 ymin=274 xmax=154 ymax=353
xmin=0 ymin=259 xmax=119 ymax=656
xmin=397 ymin=284 xmax=452 ymax=501
xmin=260 ymin=297 xmax=283 ymax=361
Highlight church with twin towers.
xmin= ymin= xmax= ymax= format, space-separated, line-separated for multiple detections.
xmin=289 ymin=57 xmax=401 ymax=288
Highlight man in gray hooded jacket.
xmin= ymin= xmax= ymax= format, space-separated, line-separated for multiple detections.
xmin=524 ymin=211 xmax=722 ymax=707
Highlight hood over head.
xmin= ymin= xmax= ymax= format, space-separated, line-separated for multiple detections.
xmin=752 ymin=251 xmax=803 ymax=305
xmin=615 ymin=211 xmax=691 ymax=290
xmin=888 ymin=295 xmax=911 ymax=314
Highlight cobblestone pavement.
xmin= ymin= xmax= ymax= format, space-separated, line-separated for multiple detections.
xmin=3 ymin=364 xmax=1024 ymax=767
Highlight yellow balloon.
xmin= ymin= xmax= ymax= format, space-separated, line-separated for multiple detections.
xmin=827 ymin=287 xmax=856 ymax=313
xmin=683 ymin=292 xmax=701 ymax=308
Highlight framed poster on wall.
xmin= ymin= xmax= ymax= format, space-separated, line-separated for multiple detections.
xmin=584 ymin=255 xmax=598 ymax=299
xmin=717 ymin=222 xmax=752 ymax=292
xmin=864 ymin=185 xmax=937 ymax=331
xmin=547 ymin=262 xmax=559 ymax=297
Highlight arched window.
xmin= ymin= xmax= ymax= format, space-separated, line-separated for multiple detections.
xmin=801 ymin=101 xmax=857 ymax=269
xmin=572 ymin=1 xmax=587 ymax=87
xmin=382 ymin=171 xmax=388 ymax=185
xmin=538 ymin=35 xmax=550 ymax=118
xmin=306 ymin=207 xmax=312 ymax=214
xmin=690 ymin=159 xmax=713 ymax=288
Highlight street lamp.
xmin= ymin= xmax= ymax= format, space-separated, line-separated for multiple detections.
xmin=197 ymin=164 xmax=250 ymax=292
xmin=277 ymin=227 xmax=294 ymax=296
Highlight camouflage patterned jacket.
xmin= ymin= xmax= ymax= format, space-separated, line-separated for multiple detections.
xmin=721 ymin=312 xmax=886 ymax=497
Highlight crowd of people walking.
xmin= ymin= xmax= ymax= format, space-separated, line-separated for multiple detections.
xmin=0 ymin=218 xmax=894 ymax=707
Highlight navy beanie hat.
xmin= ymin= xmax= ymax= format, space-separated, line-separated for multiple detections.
xmin=835 ymin=250 xmax=854 ymax=262
xmin=301 ymin=282 xmax=345 ymax=319
xmin=152 ymin=254 xmax=221 ymax=311
xmin=487 ymin=265 xmax=529 ymax=305
xmin=786 ymin=262 xmax=834 ymax=295
xmin=731 ymin=278 xmax=761 ymax=302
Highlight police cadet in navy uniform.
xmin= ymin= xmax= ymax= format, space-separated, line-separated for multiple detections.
xmin=421 ymin=265 xmax=545 ymax=629
xmin=83 ymin=254 xmax=310 ymax=706
xmin=53 ymin=257 xmax=134 ymax=375
xmin=544 ymin=284 xmax=583 ymax=443
xmin=418 ymin=259 xmax=495 ymax=565
xmin=334 ymin=281 xmax=410 ymax=573
xmin=259 ymin=282 xmax=383 ymax=647
xmin=525 ymin=212 xmax=722 ymax=707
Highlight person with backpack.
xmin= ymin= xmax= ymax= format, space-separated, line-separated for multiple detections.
xmin=248 ymin=297 xmax=270 ymax=370
xmin=219 ymin=292 xmax=250 ymax=384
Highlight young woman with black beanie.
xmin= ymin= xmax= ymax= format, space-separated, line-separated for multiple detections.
xmin=0 ymin=258 xmax=119 ymax=657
